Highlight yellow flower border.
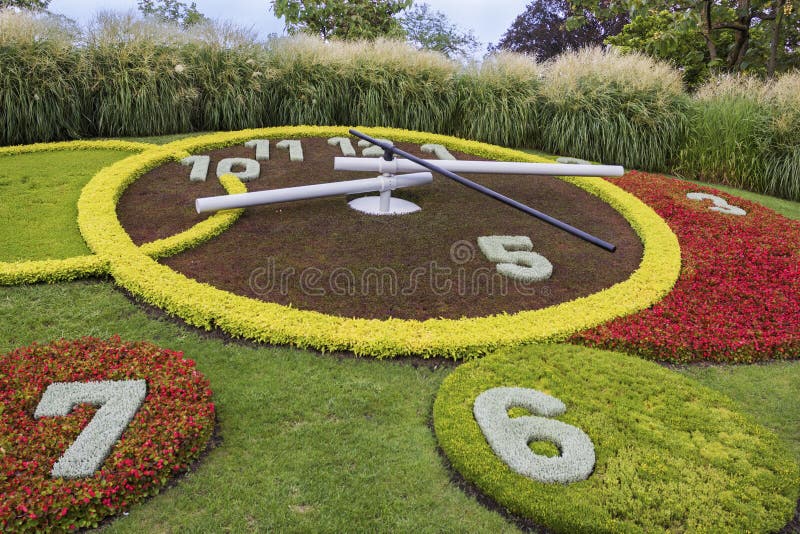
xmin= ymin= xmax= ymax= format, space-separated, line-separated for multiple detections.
xmin=77 ymin=126 xmax=681 ymax=359
xmin=0 ymin=140 xmax=246 ymax=285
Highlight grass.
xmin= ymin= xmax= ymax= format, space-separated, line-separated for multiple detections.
xmin=679 ymin=362 xmax=800 ymax=460
xmin=0 ymin=149 xmax=136 ymax=261
xmin=1 ymin=145 xmax=799 ymax=531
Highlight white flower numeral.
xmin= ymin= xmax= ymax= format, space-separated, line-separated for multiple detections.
xmin=474 ymin=387 xmax=595 ymax=484
xmin=421 ymin=143 xmax=456 ymax=160
xmin=34 ymin=380 xmax=147 ymax=479
xmin=358 ymin=138 xmax=393 ymax=157
xmin=328 ymin=137 xmax=357 ymax=156
xmin=276 ymin=140 xmax=304 ymax=162
xmin=181 ymin=155 xmax=211 ymax=182
xmin=217 ymin=158 xmax=261 ymax=181
xmin=245 ymin=139 xmax=270 ymax=161
xmin=686 ymin=192 xmax=746 ymax=216
xmin=477 ymin=236 xmax=553 ymax=282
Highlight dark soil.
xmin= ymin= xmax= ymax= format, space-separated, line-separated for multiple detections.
xmin=117 ymin=138 xmax=643 ymax=320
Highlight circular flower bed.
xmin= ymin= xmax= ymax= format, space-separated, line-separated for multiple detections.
xmin=433 ymin=344 xmax=799 ymax=532
xmin=0 ymin=337 xmax=215 ymax=532
xmin=76 ymin=126 xmax=680 ymax=359
xmin=574 ymin=171 xmax=800 ymax=362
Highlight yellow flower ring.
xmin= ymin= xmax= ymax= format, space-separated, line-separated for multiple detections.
xmin=78 ymin=126 xmax=681 ymax=359
xmin=0 ymin=140 xmax=246 ymax=285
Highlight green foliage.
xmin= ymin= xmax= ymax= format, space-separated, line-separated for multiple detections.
xmin=400 ymin=2 xmax=479 ymax=59
xmin=434 ymin=343 xmax=799 ymax=532
xmin=0 ymin=0 xmax=49 ymax=9
xmin=137 ymin=0 xmax=207 ymax=28
xmin=270 ymin=0 xmax=411 ymax=40
xmin=570 ymin=0 xmax=800 ymax=84
xmin=606 ymin=10 xmax=715 ymax=90
xmin=538 ymin=47 xmax=691 ymax=171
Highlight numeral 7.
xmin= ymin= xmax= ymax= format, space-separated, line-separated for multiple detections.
xmin=34 ymin=380 xmax=147 ymax=479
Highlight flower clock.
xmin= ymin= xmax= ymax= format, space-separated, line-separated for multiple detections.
xmin=1 ymin=126 xmax=799 ymax=531
xmin=0 ymin=337 xmax=214 ymax=532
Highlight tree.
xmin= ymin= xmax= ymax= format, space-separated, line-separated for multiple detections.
xmin=400 ymin=2 xmax=479 ymax=58
xmin=492 ymin=0 xmax=628 ymax=61
xmin=270 ymin=0 xmax=412 ymax=40
xmin=568 ymin=0 xmax=798 ymax=77
xmin=0 ymin=0 xmax=50 ymax=9
xmin=137 ymin=0 xmax=207 ymax=28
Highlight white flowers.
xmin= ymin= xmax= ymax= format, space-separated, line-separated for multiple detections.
xmin=174 ymin=63 xmax=186 ymax=74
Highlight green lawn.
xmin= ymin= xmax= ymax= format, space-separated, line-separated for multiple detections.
xmin=0 ymin=150 xmax=136 ymax=261
xmin=0 ymin=143 xmax=798 ymax=532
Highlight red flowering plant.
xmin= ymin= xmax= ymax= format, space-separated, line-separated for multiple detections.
xmin=573 ymin=171 xmax=800 ymax=363
xmin=0 ymin=337 xmax=215 ymax=532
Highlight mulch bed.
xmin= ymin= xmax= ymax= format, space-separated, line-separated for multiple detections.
xmin=117 ymin=138 xmax=643 ymax=320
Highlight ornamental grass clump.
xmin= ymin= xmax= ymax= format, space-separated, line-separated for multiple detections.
xmin=84 ymin=11 xmax=197 ymax=137
xmin=261 ymin=35 xmax=353 ymax=126
xmin=762 ymin=71 xmax=800 ymax=201
xmin=0 ymin=10 xmax=85 ymax=145
xmin=341 ymin=38 xmax=458 ymax=133
xmin=677 ymin=74 xmax=770 ymax=192
xmin=260 ymin=36 xmax=459 ymax=132
xmin=181 ymin=23 xmax=268 ymax=131
xmin=453 ymin=51 xmax=541 ymax=147
xmin=539 ymin=47 xmax=690 ymax=171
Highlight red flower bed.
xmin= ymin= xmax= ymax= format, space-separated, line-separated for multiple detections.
xmin=0 ymin=337 xmax=215 ymax=532
xmin=573 ymin=171 xmax=800 ymax=363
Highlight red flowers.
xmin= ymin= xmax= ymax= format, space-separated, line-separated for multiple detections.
xmin=0 ymin=337 xmax=215 ymax=531
xmin=573 ymin=172 xmax=800 ymax=362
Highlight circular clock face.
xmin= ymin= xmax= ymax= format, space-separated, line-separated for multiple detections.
xmin=117 ymin=137 xmax=643 ymax=321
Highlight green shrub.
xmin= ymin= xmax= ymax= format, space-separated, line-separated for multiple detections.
xmin=539 ymin=47 xmax=690 ymax=171
xmin=0 ymin=10 xmax=86 ymax=145
xmin=180 ymin=21 xmax=272 ymax=131
xmin=260 ymin=36 xmax=352 ymax=126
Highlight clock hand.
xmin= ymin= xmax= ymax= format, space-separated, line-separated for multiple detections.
xmin=349 ymin=129 xmax=617 ymax=253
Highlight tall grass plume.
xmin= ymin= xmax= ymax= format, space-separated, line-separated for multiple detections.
xmin=0 ymin=9 xmax=85 ymax=145
xmin=539 ymin=47 xmax=689 ymax=171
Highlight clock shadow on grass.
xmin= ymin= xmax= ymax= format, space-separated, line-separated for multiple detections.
xmin=117 ymin=138 xmax=643 ymax=321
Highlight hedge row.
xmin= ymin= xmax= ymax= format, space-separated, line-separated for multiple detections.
xmin=1 ymin=10 xmax=798 ymax=199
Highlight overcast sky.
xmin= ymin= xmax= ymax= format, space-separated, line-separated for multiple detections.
xmin=46 ymin=0 xmax=529 ymax=51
